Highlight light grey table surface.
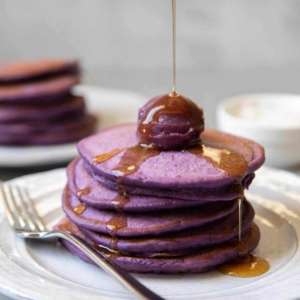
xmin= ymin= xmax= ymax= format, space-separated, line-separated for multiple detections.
xmin=0 ymin=66 xmax=300 ymax=299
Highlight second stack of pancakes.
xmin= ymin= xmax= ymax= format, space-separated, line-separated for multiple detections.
xmin=58 ymin=121 xmax=265 ymax=274
xmin=0 ymin=59 xmax=96 ymax=145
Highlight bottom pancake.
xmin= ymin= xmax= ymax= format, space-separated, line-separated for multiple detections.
xmin=0 ymin=114 xmax=97 ymax=145
xmin=56 ymin=218 xmax=260 ymax=274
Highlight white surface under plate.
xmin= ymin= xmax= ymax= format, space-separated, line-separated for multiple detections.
xmin=0 ymin=85 xmax=147 ymax=167
xmin=0 ymin=167 xmax=300 ymax=299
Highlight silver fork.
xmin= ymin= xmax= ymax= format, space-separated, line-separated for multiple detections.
xmin=0 ymin=183 xmax=164 ymax=300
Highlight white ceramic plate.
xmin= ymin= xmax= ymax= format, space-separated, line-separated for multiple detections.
xmin=0 ymin=85 xmax=147 ymax=167
xmin=0 ymin=167 xmax=300 ymax=300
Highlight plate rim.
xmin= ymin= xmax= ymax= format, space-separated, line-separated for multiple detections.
xmin=0 ymin=166 xmax=300 ymax=300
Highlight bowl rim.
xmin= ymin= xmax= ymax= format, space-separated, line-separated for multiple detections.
xmin=217 ymin=93 xmax=300 ymax=132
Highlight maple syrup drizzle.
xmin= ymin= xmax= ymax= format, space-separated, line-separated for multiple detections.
xmin=76 ymin=187 xmax=91 ymax=199
xmin=91 ymin=148 xmax=124 ymax=164
xmin=218 ymin=188 xmax=270 ymax=276
xmin=73 ymin=203 xmax=86 ymax=214
xmin=111 ymin=194 xmax=130 ymax=212
xmin=218 ymin=253 xmax=270 ymax=277
xmin=106 ymin=214 xmax=128 ymax=250
xmin=106 ymin=181 xmax=130 ymax=248
xmin=91 ymin=145 xmax=160 ymax=178
xmin=187 ymin=143 xmax=248 ymax=182
xmin=92 ymin=144 xmax=159 ymax=211
xmin=238 ymin=197 xmax=243 ymax=243
xmin=106 ymin=216 xmax=127 ymax=236
xmin=112 ymin=145 xmax=160 ymax=177
xmin=74 ymin=187 xmax=91 ymax=214
xmin=187 ymin=143 xmax=254 ymax=262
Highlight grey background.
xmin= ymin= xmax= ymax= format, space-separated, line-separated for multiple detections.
xmin=1 ymin=1 xmax=300 ymax=298
xmin=1 ymin=0 xmax=300 ymax=69
xmin=1 ymin=0 xmax=300 ymax=128
xmin=2 ymin=0 xmax=300 ymax=129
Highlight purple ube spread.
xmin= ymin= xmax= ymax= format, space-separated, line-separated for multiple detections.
xmin=137 ymin=93 xmax=204 ymax=150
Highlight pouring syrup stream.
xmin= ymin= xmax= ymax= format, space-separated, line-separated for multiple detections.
xmin=172 ymin=0 xmax=177 ymax=95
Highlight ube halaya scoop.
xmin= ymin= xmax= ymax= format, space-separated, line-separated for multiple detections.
xmin=137 ymin=93 xmax=204 ymax=150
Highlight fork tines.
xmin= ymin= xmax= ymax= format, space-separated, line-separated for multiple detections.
xmin=0 ymin=183 xmax=46 ymax=232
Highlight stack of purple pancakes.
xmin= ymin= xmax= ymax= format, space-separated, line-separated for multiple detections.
xmin=0 ymin=59 xmax=97 ymax=145
xmin=56 ymin=120 xmax=265 ymax=274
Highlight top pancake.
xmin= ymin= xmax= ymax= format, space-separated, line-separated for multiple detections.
xmin=78 ymin=124 xmax=265 ymax=190
xmin=0 ymin=59 xmax=79 ymax=83
xmin=57 ymin=219 xmax=260 ymax=274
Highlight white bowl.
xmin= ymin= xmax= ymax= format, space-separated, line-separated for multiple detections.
xmin=216 ymin=94 xmax=300 ymax=168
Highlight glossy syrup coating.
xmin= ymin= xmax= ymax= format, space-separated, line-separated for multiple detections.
xmin=137 ymin=93 xmax=204 ymax=150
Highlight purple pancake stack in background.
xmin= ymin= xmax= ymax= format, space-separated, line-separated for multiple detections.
xmin=0 ymin=59 xmax=97 ymax=145
xmin=56 ymin=92 xmax=265 ymax=274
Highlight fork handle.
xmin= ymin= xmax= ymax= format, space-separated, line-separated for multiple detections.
xmin=44 ymin=230 xmax=165 ymax=300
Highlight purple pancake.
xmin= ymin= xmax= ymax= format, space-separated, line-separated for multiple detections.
xmin=86 ymin=162 xmax=255 ymax=202
xmin=56 ymin=218 xmax=260 ymax=274
xmin=62 ymin=186 xmax=238 ymax=237
xmin=0 ymin=114 xmax=97 ymax=145
xmin=78 ymin=200 xmax=254 ymax=255
xmin=0 ymin=75 xmax=79 ymax=104
xmin=67 ymin=158 xmax=230 ymax=212
xmin=0 ymin=59 xmax=79 ymax=84
xmin=77 ymin=124 xmax=264 ymax=200
xmin=0 ymin=95 xmax=85 ymax=123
